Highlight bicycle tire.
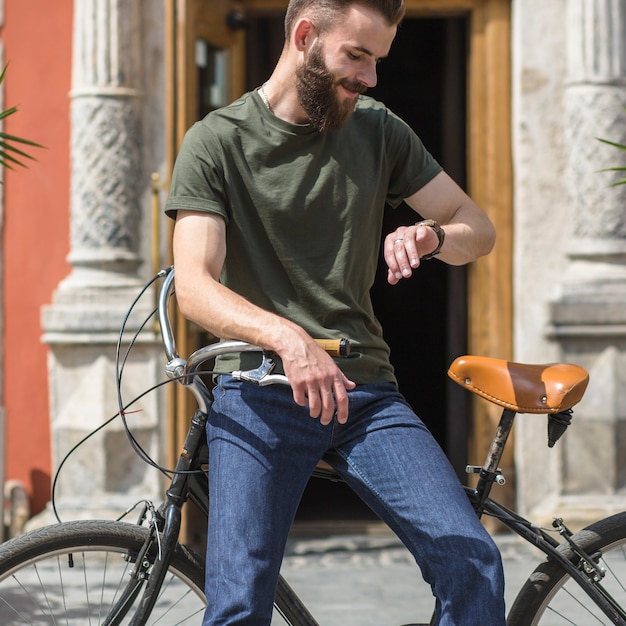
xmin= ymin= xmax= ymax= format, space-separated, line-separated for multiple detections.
xmin=507 ymin=511 xmax=626 ymax=625
xmin=0 ymin=519 xmax=206 ymax=625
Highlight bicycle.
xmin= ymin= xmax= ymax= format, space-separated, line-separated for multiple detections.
xmin=0 ymin=265 xmax=624 ymax=625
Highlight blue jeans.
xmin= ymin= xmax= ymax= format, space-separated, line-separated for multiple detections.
xmin=202 ymin=376 xmax=505 ymax=625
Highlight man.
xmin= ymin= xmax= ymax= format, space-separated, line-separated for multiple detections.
xmin=166 ymin=0 xmax=505 ymax=623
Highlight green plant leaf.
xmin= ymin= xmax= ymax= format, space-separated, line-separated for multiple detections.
xmin=0 ymin=133 xmax=43 ymax=149
xmin=0 ymin=62 xmax=45 ymax=172
xmin=596 ymin=136 xmax=626 ymax=185
xmin=597 ymin=137 xmax=626 ymax=152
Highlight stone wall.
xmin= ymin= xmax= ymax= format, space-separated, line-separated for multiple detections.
xmin=513 ymin=0 xmax=626 ymax=524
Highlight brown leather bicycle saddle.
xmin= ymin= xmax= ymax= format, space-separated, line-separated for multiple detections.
xmin=448 ymin=355 xmax=589 ymax=414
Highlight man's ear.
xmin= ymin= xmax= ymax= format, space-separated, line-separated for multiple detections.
xmin=293 ymin=18 xmax=316 ymax=51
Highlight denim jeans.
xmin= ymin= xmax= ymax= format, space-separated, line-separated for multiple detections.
xmin=202 ymin=376 xmax=505 ymax=626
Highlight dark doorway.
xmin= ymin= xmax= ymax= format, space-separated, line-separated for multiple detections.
xmin=244 ymin=16 xmax=470 ymax=523
xmin=368 ymin=17 xmax=470 ymax=475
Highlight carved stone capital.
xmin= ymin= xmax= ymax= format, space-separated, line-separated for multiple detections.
xmin=567 ymin=0 xmax=626 ymax=85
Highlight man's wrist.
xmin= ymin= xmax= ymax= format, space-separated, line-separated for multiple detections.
xmin=416 ymin=219 xmax=445 ymax=260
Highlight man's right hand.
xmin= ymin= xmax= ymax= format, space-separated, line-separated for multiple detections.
xmin=277 ymin=331 xmax=356 ymax=425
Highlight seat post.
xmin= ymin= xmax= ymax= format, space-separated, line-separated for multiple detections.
xmin=483 ymin=408 xmax=516 ymax=475
xmin=471 ymin=408 xmax=516 ymax=510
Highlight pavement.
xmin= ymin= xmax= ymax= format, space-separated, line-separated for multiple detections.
xmin=0 ymin=522 xmax=546 ymax=625
xmin=276 ymin=531 xmax=544 ymax=625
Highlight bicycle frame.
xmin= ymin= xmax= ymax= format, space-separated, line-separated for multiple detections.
xmin=112 ymin=267 xmax=626 ymax=626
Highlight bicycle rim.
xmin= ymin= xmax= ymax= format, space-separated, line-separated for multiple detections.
xmin=0 ymin=519 xmax=206 ymax=625
xmin=507 ymin=512 xmax=626 ymax=625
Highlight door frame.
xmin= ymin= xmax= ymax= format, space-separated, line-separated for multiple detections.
xmin=165 ymin=0 xmax=513 ymax=507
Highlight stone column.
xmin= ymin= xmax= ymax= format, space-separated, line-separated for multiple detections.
xmin=40 ymin=0 xmax=162 ymax=523
xmin=547 ymin=0 xmax=626 ymax=523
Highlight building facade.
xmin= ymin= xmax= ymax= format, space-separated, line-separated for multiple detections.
xmin=1 ymin=0 xmax=625 ymax=535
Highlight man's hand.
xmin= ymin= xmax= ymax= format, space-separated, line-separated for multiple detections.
xmin=384 ymin=222 xmax=440 ymax=285
xmin=279 ymin=334 xmax=356 ymax=425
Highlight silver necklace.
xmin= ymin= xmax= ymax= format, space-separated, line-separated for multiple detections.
xmin=260 ymin=83 xmax=273 ymax=113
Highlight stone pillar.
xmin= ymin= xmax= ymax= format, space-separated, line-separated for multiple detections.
xmin=40 ymin=0 xmax=162 ymax=523
xmin=547 ymin=0 xmax=626 ymax=523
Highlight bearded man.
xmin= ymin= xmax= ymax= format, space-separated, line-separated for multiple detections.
xmin=166 ymin=0 xmax=505 ymax=623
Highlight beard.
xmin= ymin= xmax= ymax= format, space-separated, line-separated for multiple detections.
xmin=295 ymin=43 xmax=367 ymax=132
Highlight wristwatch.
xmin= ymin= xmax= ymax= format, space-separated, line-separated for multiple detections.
xmin=416 ymin=219 xmax=445 ymax=260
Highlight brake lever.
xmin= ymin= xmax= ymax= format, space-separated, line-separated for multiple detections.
xmin=231 ymin=338 xmax=350 ymax=386
xmin=231 ymin=351 xmax=290 ymax=386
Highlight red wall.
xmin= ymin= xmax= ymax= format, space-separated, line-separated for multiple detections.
xmin=2 ymin=0 xmax=73 ymax=514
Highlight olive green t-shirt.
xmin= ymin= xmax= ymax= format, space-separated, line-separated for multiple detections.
xmin=165 ymin=90 xmax=442 ymax=384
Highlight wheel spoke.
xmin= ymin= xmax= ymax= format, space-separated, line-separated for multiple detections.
xmin=0 ymin=521 xmax=206 ymax=625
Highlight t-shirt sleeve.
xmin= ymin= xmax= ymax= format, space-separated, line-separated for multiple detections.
xmin=164 ymin=121 xmax=231 ymax=223
xmin=383 ymin=111 xmax=443 ymax=209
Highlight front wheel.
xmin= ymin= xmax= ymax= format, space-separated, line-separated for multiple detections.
xmin=508 ymin=511 xmax=626 ymax=625
xmin=0 ymin=519 xmax=206 ymax=625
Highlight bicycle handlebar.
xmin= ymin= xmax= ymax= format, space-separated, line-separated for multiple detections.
xmin=157 ymin=266 xmax=179 ymax=363
xmin=157 ymin=267 xmax=350 ymax=389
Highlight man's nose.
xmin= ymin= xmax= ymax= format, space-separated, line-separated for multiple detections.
xmin=358 ymin=61 xmax=378 ymax=88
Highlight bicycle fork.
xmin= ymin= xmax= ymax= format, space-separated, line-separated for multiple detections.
xmin=103 ymin=410 xmax=208 ymax=626
xmin=100 ymin=506 xmax=175 ymax=626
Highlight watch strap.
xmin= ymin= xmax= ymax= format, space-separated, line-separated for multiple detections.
xmin=416 ymin=219 xmax=445 ymax=260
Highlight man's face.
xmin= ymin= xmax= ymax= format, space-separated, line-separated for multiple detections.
xmin=295 ymin=5 xmax=397 ymax=132
xmin=295 ymin=41 xmax=365 ymax=132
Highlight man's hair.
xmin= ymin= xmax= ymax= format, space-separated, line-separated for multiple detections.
xmin=284 ymin=0 xmax=405 ymax=39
